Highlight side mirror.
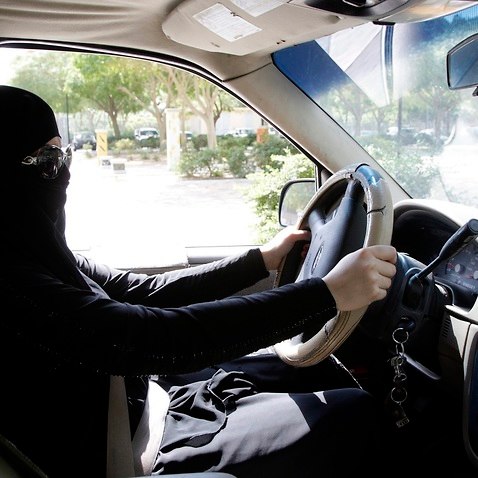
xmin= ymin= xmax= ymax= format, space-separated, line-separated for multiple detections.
xmin=447 ymin=33 xmax=478 ymax=94
xmin=278 ymin=179 xmax=316 ymax=227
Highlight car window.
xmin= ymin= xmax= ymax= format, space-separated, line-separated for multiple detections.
xmin=0 ymin=48 xmax=312 ymax=268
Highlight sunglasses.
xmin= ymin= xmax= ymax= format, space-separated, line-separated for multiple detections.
xmin=21 ymin=144 xmax=73 ymax=180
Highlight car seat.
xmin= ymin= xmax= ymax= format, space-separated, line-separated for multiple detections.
xmin=0 ymin=377 xmax=235 ymax=478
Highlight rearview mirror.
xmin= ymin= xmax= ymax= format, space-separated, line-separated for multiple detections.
xmin=447 ymin=33 xmax=478 ymax=93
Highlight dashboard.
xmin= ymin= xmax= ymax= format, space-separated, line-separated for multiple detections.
xmin=439 ymin=241 xmax=478 ymax=299
xmin=392 ymin=202 xmax=478 ymax=309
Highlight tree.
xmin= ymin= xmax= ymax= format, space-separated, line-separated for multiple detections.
xmin=370 ymin=103 xmax=396 ymax=135
xmin=116 ymin=61 xmax=172 ymax=149
xmin=172 ymin=70 xmax=237 ymax=149
xmin=329 ymin=83 xmax=375 ymax=137
xmin=10 ymin=51 xmax=79 ymax=113
xmin=69 ymin=54 xmax=145 ymax=138
xmin=109 ymin=61 xmax=235 ymax=150
xmin=10 ymin=51 xmax=247 ymax=150
xmin=408 ymin=40 xmax=461 ymax=141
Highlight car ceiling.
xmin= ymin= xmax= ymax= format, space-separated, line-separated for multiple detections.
xmin=0 ymin=0 xmax=474 ymax=83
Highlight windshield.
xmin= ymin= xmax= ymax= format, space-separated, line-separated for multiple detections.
xmin=274 ymin=5 xmax=478 ymax=207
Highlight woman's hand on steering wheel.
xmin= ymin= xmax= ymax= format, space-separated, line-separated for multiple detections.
xmin=323 ymin=245 xmax=397 ymax=312
xmin=260 ymin=226 xmax=311 ymax=272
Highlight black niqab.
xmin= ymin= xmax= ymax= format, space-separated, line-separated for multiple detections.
xmin=1 ymin=85 xmax=60 ymax=164
xmin=0 ymin=85 xmax=86 ymax=286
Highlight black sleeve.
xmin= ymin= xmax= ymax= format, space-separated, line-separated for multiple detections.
xmin=2 ymin=262 xmax=337 ymax=376
xmin=75 ymin=248 xmax=270 ymax=306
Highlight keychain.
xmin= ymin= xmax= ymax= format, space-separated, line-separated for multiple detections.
xmin=389 ymin=328 xmax=410 ymax=428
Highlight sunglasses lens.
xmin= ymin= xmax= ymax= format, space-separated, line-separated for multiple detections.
xmin=37 ymin=148 xmax=63 ymax=179
xmin=22 ymin=145 xmax=72 ymax=179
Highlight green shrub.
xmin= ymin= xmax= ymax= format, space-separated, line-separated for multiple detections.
xmin=245 ymin=153 xmax=314 ymax=243
xmin=178 ymin=148 xmax=225 ymax=177
xmin=220 ymin=145 xmax=254 ymax=178
xmin=112 ymin=138 xmax=136 ymax=152
xmin=179 ymin=137 xmax=258 ymax=178
xmin=191 ymin=134 xmax=208 ymax=151
xmin=251 ymin=136 xmax=299 ymax=171
xmin=218 ymin=134 xmax=255 ymax=149
xmin=136 ymin=137 xmax=160 ymax=149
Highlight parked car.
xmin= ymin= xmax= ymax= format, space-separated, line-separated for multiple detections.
xmin=225 ymin=127 xmax=256 ymax=138
xmin=134 ymin=127 xmax=159 ymax=142
xmin=415 ymin=128 xmax=448 ymax=147
xmin=72 ymin=131 xmax=96 ymax=150
xmin=386 ymin=126 xmax=417 ymax=145
xmin=181 ymin=130 xmax=193 ymax=141
xmin=1 ymin=1 xmax=478 ymax=477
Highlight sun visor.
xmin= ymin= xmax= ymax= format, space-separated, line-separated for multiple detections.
xmin=162 ymin=0 xmax=363 ymax=56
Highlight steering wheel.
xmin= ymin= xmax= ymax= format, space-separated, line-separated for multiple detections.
xmin=273 ymin=163 xmax=394 ymax=367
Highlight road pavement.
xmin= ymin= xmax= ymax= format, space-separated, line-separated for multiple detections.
xmin=65 ymin=152 xmax=259 ymax=268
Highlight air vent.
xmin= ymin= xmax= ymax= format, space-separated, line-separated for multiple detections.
xmin=441 ymin=316 xmax=451 ymax=340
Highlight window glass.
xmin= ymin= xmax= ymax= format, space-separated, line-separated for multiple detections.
xmin=273 ymin=5 xmax=478 ymax=207
xmin=0 ymin=48 xmax=311 ymax=268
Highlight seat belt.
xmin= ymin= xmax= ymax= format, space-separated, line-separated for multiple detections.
xmin=107 ymin=376 xmax=135 ymax=478
xmin=0 ymin=432 xmax=49 ymax=478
